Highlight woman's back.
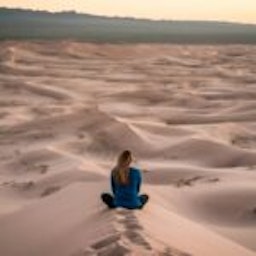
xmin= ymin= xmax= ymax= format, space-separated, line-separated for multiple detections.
xmin=111 ymin=167 xmax=142 ymax=208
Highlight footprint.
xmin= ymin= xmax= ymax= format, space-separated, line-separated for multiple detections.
xmin=207 ymin=177 xmax=220 ymax=183
xmin=159 ymin=247 xmax=173 ymax=256
xmin=117 ymin=212 xmax=143 ymax=230
xmin=22 ymin=181 xmax=35 ymax=190
xmin=39 ymin=164 xmax=49 ymax=174
xmin=41 ymin=185 xmax=61 ymax=197
xmin=116 ymin=210 xmax=137 ymax=222
xmin=116 ymin=209 xmax=134 ymax=217
xmin=74 ymin=233 xmax=128 ymax=256
xmin=176 ymin=176 xmax=220 ymax=187
xmin=91 ymin=233 xmax=121 ymax=250
xmin=159 ymin=246 xmax=192 ymax=256
xmin=11 ymin=181 xmax=35 ymax=190
xmin=118 ymin=218 xmax=143 ymax=230
xmin=124 ymin=230 xmax=152 ymax=250
xmin=116 ymin=209 xmax=152 ymax=250
xmin=97 ymin=241 xmax=131 ymax=256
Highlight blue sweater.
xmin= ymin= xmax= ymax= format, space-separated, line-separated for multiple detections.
xmin=111 ymin=167 xmax=142 ymax=209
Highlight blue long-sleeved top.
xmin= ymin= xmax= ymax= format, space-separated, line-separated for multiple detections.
xmin=111 ymin=167 xmax=142 ymax=209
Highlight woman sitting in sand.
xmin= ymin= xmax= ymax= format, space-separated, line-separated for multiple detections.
xmin=101 ymin=150 xmax=149 ymax=209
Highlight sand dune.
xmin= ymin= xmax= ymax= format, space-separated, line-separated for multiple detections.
xmin=0 ymin=41 xmax=256 ymax=256
xmin=164 ymin=138 xmax=256 ymax=167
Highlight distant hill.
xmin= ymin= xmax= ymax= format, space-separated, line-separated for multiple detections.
xmin=0 ymin=7 xmax=256 ymax=43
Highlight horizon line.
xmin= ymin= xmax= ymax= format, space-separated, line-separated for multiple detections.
xmin=1 ymin=6 xmax=256 ymax=26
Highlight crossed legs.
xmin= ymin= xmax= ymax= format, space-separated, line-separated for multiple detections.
xmin=101 ymin=193 xmax=149 ymax=209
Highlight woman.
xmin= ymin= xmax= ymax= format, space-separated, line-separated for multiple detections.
xmin=101 ymin=150 xmax=149 ymax=209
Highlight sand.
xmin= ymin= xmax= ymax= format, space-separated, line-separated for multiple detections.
xmin=0 ymin=41 xmax=256 ymax=256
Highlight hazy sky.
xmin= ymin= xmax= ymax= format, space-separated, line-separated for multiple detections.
xmin=0 ymin=0 xmax=255 ymax=24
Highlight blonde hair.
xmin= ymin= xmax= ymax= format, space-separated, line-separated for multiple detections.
xmin=112 ymin=150 xmax=132 ymax=185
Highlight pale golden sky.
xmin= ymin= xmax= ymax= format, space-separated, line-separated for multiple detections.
xmin=0 ymin=0 xmax=255 ymax=24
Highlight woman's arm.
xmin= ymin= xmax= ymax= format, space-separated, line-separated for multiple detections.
xmin=136 ymin=169 xmax=142 ymax=193
xmin=111 ymin=173 xmax=116 ymax=195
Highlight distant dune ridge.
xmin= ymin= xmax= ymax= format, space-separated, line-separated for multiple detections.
xmin=0 ymin=41 xmax=256 ymax=256
xmin=1 ymin=8 xmax=256 ymax=43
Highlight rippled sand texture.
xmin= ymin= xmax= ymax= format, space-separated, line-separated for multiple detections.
xmin=0 ymin=41 xmax=256 ymax=256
